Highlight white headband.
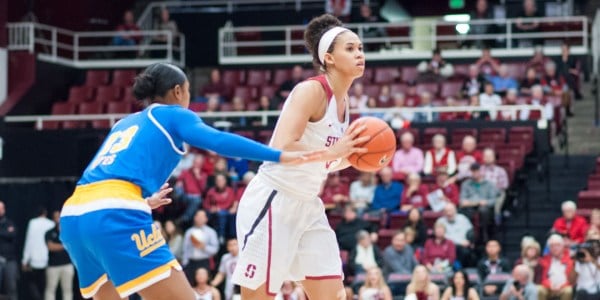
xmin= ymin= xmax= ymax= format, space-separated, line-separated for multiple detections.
xmin=318 ymin=26 xmax=349 ymax=65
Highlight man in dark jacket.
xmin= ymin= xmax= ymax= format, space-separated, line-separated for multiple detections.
xmin=478 ymin=240 xmax=511 ymax=297
xmin=0 ymin=201 xmax=18 ymax=300
xmin=335 ymin=206 xmax=377 ymax=252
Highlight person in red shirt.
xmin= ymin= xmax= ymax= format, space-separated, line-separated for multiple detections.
xmin=204 ymin=173 xmax=236 ymax=239
xmin=538 ymin=234 xmax=574 ymax=300
xmin=404 ymin=82 xmax=421 ymax=107
xmin=430 ymin=168 xmax=460 ymax=207
xmin=453 ymin=135 xmax=483 ymax=182
xmin=320 ymin=172 xmax=349 ymax=210
xmin=552 ymin=200 xmax=589 ymax=245
xmin=400 ymin=173 xmax=429 ymax=212
xmin=422 ymin=222 xmax=456 ymax=274
xmin=177 ymin=155 xmax=207 ymax=223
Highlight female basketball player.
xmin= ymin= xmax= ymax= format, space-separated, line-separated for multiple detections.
xmin=232 ymin=14 xmax=367 ymax=300
xmin=59 ymin=63 xmax=366 ymax=300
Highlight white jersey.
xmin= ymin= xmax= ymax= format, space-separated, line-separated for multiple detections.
xmin=259 ymin=75 xmax=349 ymax=199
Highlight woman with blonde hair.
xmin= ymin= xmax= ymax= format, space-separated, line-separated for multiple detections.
xmin=406 ymin=265 xmax=440 ymax=300
xmin=358 ymin=267 xmax=392 ymax=300
xmin=514 ymin=238 xmax=542 ymax=284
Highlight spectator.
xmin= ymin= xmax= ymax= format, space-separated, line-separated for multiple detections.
xmin=384 ymin=93 xmax=413 ymax=128
xmin=460 ymin=163 xmax=497 ymax=241
xmin=478 ymin=82 xmax=501 ymax=120
xmin=252 ymin=96 xmax=278 ymax=126
xmin=589 ymin=209 xmax=600 ymax=233
xmin=469 ymin=94 xmax=487 ymax=121
xmin=336 ymin=206 xmax=378 ymax=252
xmin=569 ymin=239 xmax=600 ymax=300
xmin=275 ymin=281 xmax=306 ymax=300
xmin=207 ymin=157 xmax=229 ymax=188
xmin=499 ymin=264 xmax=538 ymax=300
xmin=405 ymin=82 xmax=421 ymax=107
xmin=424 ymin=134 xmax=457 ymax=176
xmin=481 ymin=148 xmax=509 ymax=222
xmin=358 ymin=267 xmax=393 ymax=300
xmin=500 ymin=89 xmax=520 ymax=120
xmin=417 ymin=48 xmax=454 ymax=81
xmin=403 ymin=227 xmax=419 ymax=249
xmin=361 ymin=97 xmax=384 ymax=119
xmin=541 ymin=60 xmax=572 ymax=116
xmin=349 ymin=82 xmax=369 ymax=110
xmin=321 ymin=173 xmax=350 ymax=210
xmin=436 ymin=203 xmax=474 ymax=268
xmin=211 ymin=238 xmax=239 ymax=300
xmin=354 ymin=4 xmax=386 ymax=52
xmin=165 ymin=219 xmax=183 ymax=261
xmin=112 ymin=10 xmax=142 ymax=58
xmin=22 ymin=206 xmax=55 ymax=300
xmin=234 ymin=171 xmax=255 ymax=203
xmin=487 ymin=64 xmax=518 ymax=97
xmin=454 ymin=136 xmax=483 ymax=182
xmin=515 ymin=0 xmax=542 ymax=47
xmin=203 ymin=96 xmax=223 ymax=125
xmin=371 ymin=167 xmax=403 ymax=214
xmin=325 ymin=0 xmax=352 ymax=22
xmin=150 ymin=8 xmax=178 ymax=58
xmin=462 ymin=64 xmax=486 ymax=98
xmin=514 ymin=238 xmax=543 ymax=284
xmin=468 ymin=0 xmax=495 ymax=49
xmin=422 ymin=222 xmax=456 ymax=274
xmin=274 ymin=65 xmax=303 ymax=105
xmin=349 ymin=230 xmax=383 ymax=275
xmin=204 ymin=173 xmax=236 ymax=239
xmin=519 ymin=85 xmax=554 ymax=121
xmin=177 ymin=154 xmax=206 ymax=223
xmin=441 ymin=270 xmax=480 ymax=300
xmin=400 ymin=173 xmax=429 ymax=212
xmin=527 ymin=47 xmax=551 ymax=74
xmin=349 ymin=172 xmax=376 ymax=216
xmin=403 ymin=208 xmax=428 ymax=248
xmin=586 ymin=227 xmax=600 ymax=240
xmin=382 ymin=231 xmax=418 ymax=276
xmin=520 ymin=67 xmax=541 ymax=96
xmin=413 ymin=91 xmax=439 ymax=123
xmin=44 ymin=211 xmax=73 ymax=300
xmin=193 ymin=267 xmax=221 ymax=300
xmin=226 ymin=156 xmax=249 ymax=184
xmin=378 ymin=85 xmax=392 ymax=107
xmin=182 ymin=210 xmax=219 ymax=280
xmin=478 ymin=240 xmax=512 ymax=297
xmin=429 ymin=168 xmax=460 ymax=208
xmin=538 ymin=234 xmax=574 ymax=300
xmin=200 ymin=69 xmax=228 ymax=103
xmin=475 ymin=47 xmax=501 ymax=76
xmin=405 ymin=265 xmax=441 ymax=300
xmin=0 ymin=201 xmax=18 ymax=300
xmin=391 ymin=132 xmax=424 ymax=180
xmin=551 ymin=200 xmax=589 ymax=245
xmin=227 ymin=96 xmax=249 ymax=126
xmin=556 ymin=43 xmax=582 ymax=99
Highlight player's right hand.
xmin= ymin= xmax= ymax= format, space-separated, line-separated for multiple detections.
xmin=325 ymin=120 xmax=369 ymax=160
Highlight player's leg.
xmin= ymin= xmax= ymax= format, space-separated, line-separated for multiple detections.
xmin=136 ymin=269 xmax=196 ymax=300
xmin=301 ymin=278 xmax=346 ymax=300
xmin=93 ymin=281 xmax=126 ymax=300
xmin=240 ymin=284 xmax=274 ymax=300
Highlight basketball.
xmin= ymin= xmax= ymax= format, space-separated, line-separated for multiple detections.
xmin=348 ymin=117 xmax=397 ymax=172
xmin=190 ymin=228 xmax=206 ymax=247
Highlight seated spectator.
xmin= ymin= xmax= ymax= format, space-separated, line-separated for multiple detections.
xmin=462 ymin=64 xmax=486 ymax=98
xmin=203 ymin=174 xmax=236 ymax=239
xmin=527 ymin=47 xmax=551 ymax=74
xmin=585 ymin=227 xmax=600 ymax=240
xmin=349 ymin=230 xmax=383 ymax=275
xmin=538 ymin=234 xmax=574 ymax=300
xmin=227 ymin=96 xmax=250 ymax=126
xmin=569 ymin=239 xmax=600 ymax=300
xmin=358 ymin=267 xmax=393 ymax=300
xmin=417 ymin=48 xmax=454 ymax=81
xmin=361 ymin=97 xmax=384 ymax=118
xmin=165 ymin=220 xmax=183 ymax=261
xmin=207 ymin=157 xmax=229 ymax=188
xmin=454 ymin=136 xmax=483 ymax=182
xmin=589 ymin=208 xmax=600 ymax=233
xmin=382 ymin=231 xmax=418 ymax=276
xmin=252 ymin=95 xmax=278 ymax=126
xmin=405 ymin=265 xmax=441 ymax=300
xmin=275 ymin=281 xmax=306 ymax=300
xmin=460 ymin=163 xmax=497 ymax=241
xmin=551 ymin=200 xmax=589 ymax=245
xmin=150 ymin=8 xmax=178 ymax=58
xmin=203 ymin=97 xmax=223 ymax=125
xmin=515 ymin=0 xmax=542 ymax=47
xmin=469 ymin=94 xmax=488 ymax=121
xmin=349 ymin=172 xmax=376 ymax=216
xmin=475 ymin=47 xmax=501 ymax=76
xmin=405 ymin=82 xmax=421 ymax=107
xmin=403 ymin=227 xmax=419 ymax=249
xmin=436 ymin=203 xmax=474 ymax=267
xmin=370 ymin=167 xmax=403 ymax=214
xmin=378 ymin=84 xmax=392 ymax=107
xmin=556 ymin=43 xmax=582 ymax=99
xmin=487 ymin=64 xmax=518 ymax=97
xmin=422 ymin=222 xmax=456 ymax=274
xmin=499 ymin=264 xmax=538 ymax=300
xmin=384 ymin=93 xmax=413 ymax=128
xmin=404 ymin=208 xmax=428 ymax=248
xmin=479 ymin=240 xmax=512 ymax=297
xmin=354 ymin=4 xmax=386 ymax=52
xmin=412 ymin=92 xmax=438 ymax=123
xmin=479 ymin=82 xmax=502 ymax=120
xmin=429 ymin=168 xmax=460 ymax=208
xmin=481 ymin=148 xmax=509 ymax=222
xmin=400 ymin=173 xmax=429 ymax=212
xmin=541 ymin=60 xmax=572 ymax=116
xmin=441 ymin=270 xmax=480 ymax=300
xmin=501 ymin=89 xmax=520 ymax=120
xmin=439 ymin=97 xmax=469 ymax=121
xmin=514 ymin=238 xmax=543 ymax=284
xmin=194 ymin=267 xmax=222 ymax=299
xmin=336 ymin=206 xmax=378 ymax=252
xmin=519 ymin=85 xmax=554 ymax=121
xmin=519 ymin=67 xmax=541 ymax=96
xmin=200 ymin=69 xmax=228 ymax=103
xmin=112 ymin=10 xmax=141 ymax=58
xmin=182 ymin=210 xmax=219 ymax=280
xmin=391 ymin=132 xmax=424 ymax=180
xmin=321 ymin=172 xmax=350 ymax=210
xmin=325 ymin=0 xmax=351 ymax=22
xmin=211 ymin=238 xmax=239 ymax=300
xmin=350 ymin=82 xmax=369 ymax=110
xmin=424 ymin=134 xmax=457 ymax=176
xmin=468 ymin=0 xmax=494 ymax=49
xmin=177 ymin=155 xmax=207 ymax=223
xmin=273 ymin=65 xmax=303 ymax=105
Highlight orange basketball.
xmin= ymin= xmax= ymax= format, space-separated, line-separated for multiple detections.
xmin=348 ymin=117 xmax=397 ymax=172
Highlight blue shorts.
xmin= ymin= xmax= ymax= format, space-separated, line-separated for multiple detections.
xmin=59 ymin=180 xmax=181 ymax=298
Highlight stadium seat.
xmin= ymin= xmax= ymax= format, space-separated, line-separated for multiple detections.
xmin=451 ymin=128 xmax=478 ymax=144
xmin=44 ymin=102 xmax=77 ymax=129
xmin=78 ymin=102 xmax=103 ymax=115
xmin=422 ymin=211 xmax=443 ymax=228
xmin=222 ymin=70 xmax=245 ymax=86
xmin=258 ymin=85 xmax=277 ymax=99
xmin=84 ymin=70 xmax=110 ymax=87
xmin=246 ymin=70 xmax=269 ymax=86
xmin=377 ymin=229 xmax=396 ymax=250
xmin=233 ymin=86 xmax=256 ymax=102
xmin=374 ymin=67 xmax=399 ymax=84
xmin=234 ymin=31 xmax=263 ymax=55
xmin=389 ymin=83 xmax=408 ymax=95
xmin=440 ymin=81 xmax=463 ymax=98
xmin=422 ymin=127 xmax=448 ymax=144
xmin=416 ymin=82 xmax=440 ymax=96
xmin=67 ymin=86 xmax=94 ymax=103
xmin=189 ymin=102 xmax=207 ymax=112
xmin=388 ymin=213 xmax=408 ymax=229
xmin=497 ymin=160 xmax=516 ymax=183
xmin=479 ymin=128 xmax=507 ymax=144
xmin=121 ymin=86 xmax=137 ymax=103
xmin=327 ymin=212 xmax=343 ymax=229
xmin=106 ymin=101 xmax=132 ymax=114
xmin=95 ymin=86 xmax=121 ymax=103
xmin=401 ymin=66 xmax=418 ymax=83
xmin=272 ymin=69 xmax=290 ymax=86
xmin=246 ymin=102 xmax=259 ymax=111
xmin=577 ymin=190 xmax=600 ymax=209
xmin=112 ymin=69 xmax=137 ymax=87
xmin=509 ymin=127 xmax=534 ymax=154
xmin=363 ymin=84 xmax=380 ymax=98
xmin=505 ymin=64 xmax=527 ymax=80
xmin=359 ymin=68 xmax=374 ymax=84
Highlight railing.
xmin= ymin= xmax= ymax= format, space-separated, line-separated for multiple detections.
xmin=4 ymin=105 xmax=546 ymax=130
xmin=7 ymin=22 xmax=185 ymax=68
xmin=218 ymin=16 xmax=589 ymax=64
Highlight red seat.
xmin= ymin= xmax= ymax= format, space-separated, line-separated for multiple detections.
xmin=79 ymin=102 xmax=104 ymax=114
xmin=453 ymin=64 xmax=469 ymax=77
xmin=377 ymin=229 xmax=396 ymax=250
xmin=233 ymin=86 xmax=256 ymax=102
xmin=222 ymin=70 xmax=245 ymax=86
xmin=121 ymin=86 xmax=137 ymax=103
xmin=247 ymin=102 xmax=259 ymax=111
xmin=416 ymin=82 xmax=440 ymax=97
xmin=509 ymin=127 xmax=534 ymax=154
xmin=359 ymin=68 xmax=374 ymax=84
xmin=327 ymin=213 xmax=343 ymax=229
xmin=258 ymin=85 xmax=277 ymax=99
xmin=363 ymin=84 xmax=380 ymax=98
xmin=479 ymin=128 xmax=507 ymax=144
xmin=272 ymin=69 xmax=290 ymax=86
xmin=106 ymin=101 xmax=131 ymax=114
xmin=95 ymin=86 xmax=121 ymax=103
xmin=112 ymin=69 xmax=137 ymax=87
xmin=422 ymin=211 xmax=443 ymax=228
xmin=389 ymin=213 xmax=408 ymax=229
xmin=389 ymin=83 xmax=408 ymax=95
xmin=233 ymin=130 xmax=254 ymax=139
xmin=44 ymin=102 xmax=77 ymax=129
xmin=189 ymin=102 xmax=207 ymax=112
xmin=67 ymin=86 xmax=94 ymax=103
xmin=505 ymin=63 xmax=528 ymax=81
xmin=246 ymin=70 xmax=269 ymax=86
xmin=84 ymin=70 xmax=110 ymax=87
xmin=374 ymin=67 xmax=399 ymax=84
xmin=451 ymin=128 xmax=478 ymax=145
xmin=440 ymin=81 xmax=463 ymax=98
xmin=401 ymin=66 xmax=418 ymax=83
xmin=578 ymin=190 xmax=600 ymax=209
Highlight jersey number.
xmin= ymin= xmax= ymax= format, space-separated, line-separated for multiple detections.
xmin=91 ymin=125 xmax=139 ymax=168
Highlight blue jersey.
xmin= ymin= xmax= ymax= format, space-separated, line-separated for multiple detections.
xmin=78 ymin=104 xmax=281 ymax=197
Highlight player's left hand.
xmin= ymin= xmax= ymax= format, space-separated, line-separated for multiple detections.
xmin=279 ymin=149 xmax=327 ymax=165
xmin=146 ymin=183 xmax=173 ymax=209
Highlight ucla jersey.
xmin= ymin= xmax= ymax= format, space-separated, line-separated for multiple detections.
xmin=79 ymin=104 xmax=185 ymax=197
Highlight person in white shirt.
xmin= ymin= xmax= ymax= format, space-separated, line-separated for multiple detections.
xmin=349 ymin=172 xmax=376 ymax=216
xmin=21 ymin=207 xmax=55 ymax=300
xmin=519 ymin=85 xmax=554 ymax=121
xmin=349 ymin=82 xmax=368 ymax=110
xmin=479 ymin=82 xmax=502 ymax=120
xmin=211 ymin=239 xmax=240 ymax=300
xmin=569 ymin=240 xmax=600 ymax=300
xmin=182 ymin=210 xmax=219 ymax=283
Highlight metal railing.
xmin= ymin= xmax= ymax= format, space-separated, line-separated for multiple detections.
xmin=218 ymin=16 xmax=589 ymax=64
xmin=4 ymin=105 xmax=546 ymax=131
xmin=7 ymin=22 xmax=185 ymax=68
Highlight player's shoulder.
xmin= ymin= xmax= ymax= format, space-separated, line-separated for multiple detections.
xmin=290 ymin=79 xmax=327 ymax=102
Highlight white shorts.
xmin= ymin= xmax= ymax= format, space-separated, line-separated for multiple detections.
xmin=231 ymin=174 xmax=343 ymax=296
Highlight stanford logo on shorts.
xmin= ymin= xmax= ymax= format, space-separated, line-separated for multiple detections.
xmin=244 ymin=264 xmax=256 ymax=278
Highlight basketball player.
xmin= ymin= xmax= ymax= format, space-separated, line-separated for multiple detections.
xmin=59 ymin=63 xmax=363 ymax=300
xmin=232 ymin=14 xmax=367 ymax=299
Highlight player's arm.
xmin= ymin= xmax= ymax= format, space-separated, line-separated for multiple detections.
xmin=210 ymin=272 xmax=225 ymax=287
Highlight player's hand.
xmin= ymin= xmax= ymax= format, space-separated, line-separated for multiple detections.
xmin=146 ymin=183 xmax=173 ymax=209
xmin=279 ymin=149 xmax=327 ymax=165
xmin=325 ymin=120 xmax=369 ymax=160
